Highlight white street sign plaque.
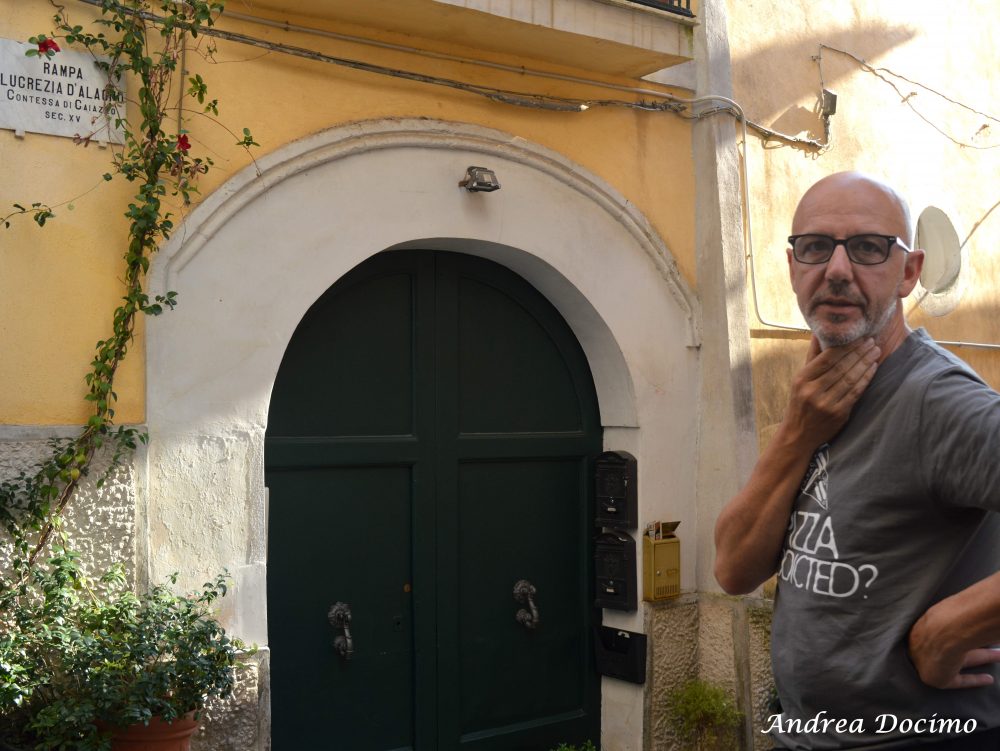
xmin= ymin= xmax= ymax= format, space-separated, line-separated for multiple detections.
xmin=0 ymin=38 xmax=125 ymax=144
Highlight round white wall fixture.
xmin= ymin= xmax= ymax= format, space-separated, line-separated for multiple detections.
xmin=914 ymin=205 xmax=965 ymax=316
xmin=917 ymin=206 xmax=961 ymax=294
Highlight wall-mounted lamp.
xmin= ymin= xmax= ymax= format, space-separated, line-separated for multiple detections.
xmin=459 ymin=166 xmax=500 ymax=192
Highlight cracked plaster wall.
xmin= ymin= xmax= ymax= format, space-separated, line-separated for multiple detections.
xmin=145 ymin=431 xmax=261 ymax=584
xmin=144 ymin=429 xmax=269 ymax=648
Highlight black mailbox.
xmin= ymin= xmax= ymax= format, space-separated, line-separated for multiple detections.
xmin=594 ymin=625 xmax=647 ymax=684
xmin=594 ymin=531 xmax=637 ymax=611
xmin=594 ymin=451 xmax=637 ymax=530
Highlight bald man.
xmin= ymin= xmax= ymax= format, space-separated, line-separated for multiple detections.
xmin=715 ymin=173 xmax=1000 ymax=750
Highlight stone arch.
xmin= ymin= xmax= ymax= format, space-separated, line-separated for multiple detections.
xmin=142 ymin=116 xmax=700 ymax=675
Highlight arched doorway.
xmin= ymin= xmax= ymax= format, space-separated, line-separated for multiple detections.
xmin=146 ymin=119 xmax=701 ymax=750
xmin=265 ymin=250 xmax=603 ymax=749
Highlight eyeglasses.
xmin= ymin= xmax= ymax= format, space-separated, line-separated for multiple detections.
xmin=787 ymin=234 xmax=911 ymax=265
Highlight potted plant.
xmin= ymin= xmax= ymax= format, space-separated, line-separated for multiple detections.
xmin=0 ymin=547 xmax=249 ymax=751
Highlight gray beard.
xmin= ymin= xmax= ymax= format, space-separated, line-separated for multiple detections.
xmin=805 ymin=296 xmax=897 ymax=349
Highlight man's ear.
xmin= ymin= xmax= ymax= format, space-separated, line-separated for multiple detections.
xmin=898 ymin=248 xmax=925 ymax=298
xmin=787 ymin=247 xmax=794 ymax=283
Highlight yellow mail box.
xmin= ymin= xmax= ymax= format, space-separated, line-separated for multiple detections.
xmin=643 ymin=535 xmax=680 ymax=601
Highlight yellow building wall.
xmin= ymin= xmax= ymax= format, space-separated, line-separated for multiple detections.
xmin=724 ymin=0 xmax=1000 ymax=442
xmin=0 ymin=1 xmax=696 ymax=425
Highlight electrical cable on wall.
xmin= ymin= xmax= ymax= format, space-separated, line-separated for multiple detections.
xmin=818 ymin=44 xmax=999 ymax=151
xmin=745 ymin=45 xmax=1000 ymax=348
xmin=72 ymin=0 xmax=823 ymax=149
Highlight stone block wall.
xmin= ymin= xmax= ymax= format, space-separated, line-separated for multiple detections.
xmin=192 ymin=650 xmax=270 ymax=751
xmin=646 ymin=593 xmax=775 ymax=750
xmin=747 ymin=599 xmax=775 ymax=751
xmin=0 ymin=431 xmax=135 ymax=583
xmin=646 ymin=594 xmax=700 ymax=749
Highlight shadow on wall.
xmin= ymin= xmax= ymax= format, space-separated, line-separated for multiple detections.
xmin=748 ymin=297 xmax=1000 ymax=451
xmin=912 ymin=298 xmax=1000 ymax=390
xmin=748 ymin=330 xmax=810 ymax=450
xmin=729 ymin=21 xmax=917 ymax=141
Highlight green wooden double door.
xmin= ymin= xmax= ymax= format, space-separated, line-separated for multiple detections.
xmin=265 ymin=250 xmax=602 ymax=750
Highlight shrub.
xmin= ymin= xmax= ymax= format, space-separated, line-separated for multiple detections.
xmin=0 ymin=550 xmax=249 ymax=751
xmin=666 ymin=679 xmax=743 ymax=750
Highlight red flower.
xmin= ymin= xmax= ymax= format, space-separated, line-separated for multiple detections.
xmin=177 ymin=134 xmax=191 ymax=153
xmin=38 ymin=39 xmax=60 ymax=54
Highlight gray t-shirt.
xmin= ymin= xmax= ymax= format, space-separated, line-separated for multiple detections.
xmin=770 ymin=329 xmax=1000 ymax=750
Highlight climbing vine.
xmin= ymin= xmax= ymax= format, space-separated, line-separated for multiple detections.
xmin=0 ymin=3 xmax=257 ymax=744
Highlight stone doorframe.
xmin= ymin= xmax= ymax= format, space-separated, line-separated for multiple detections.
xmin=143 ymin=118 xmax=701 ymax=749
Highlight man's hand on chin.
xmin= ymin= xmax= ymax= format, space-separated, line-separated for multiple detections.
xmin=782 ymin=335 xmax=881 ymax=448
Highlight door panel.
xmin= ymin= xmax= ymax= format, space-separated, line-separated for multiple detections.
xmin=267 ymin=251 xmax=601 ymax=750
xmin=454 ymin=275 xmax=582 ymax=434
xmin=266 ymin=465 xmax=416 ymax=750
xmin=266 ymin=271 xmax=416 ymax=438
xmin=455 ymin=460 xmax=588 ymax=738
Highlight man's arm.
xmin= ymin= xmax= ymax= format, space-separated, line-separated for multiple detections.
xmin=714 ymin=336 xmax=881 ymax=594
xmin=909 ymin=571 xmax=1000 ymax=688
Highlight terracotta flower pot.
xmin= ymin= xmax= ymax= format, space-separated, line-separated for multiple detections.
xmin=98 ymin=714 xmax=199 ymax=751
